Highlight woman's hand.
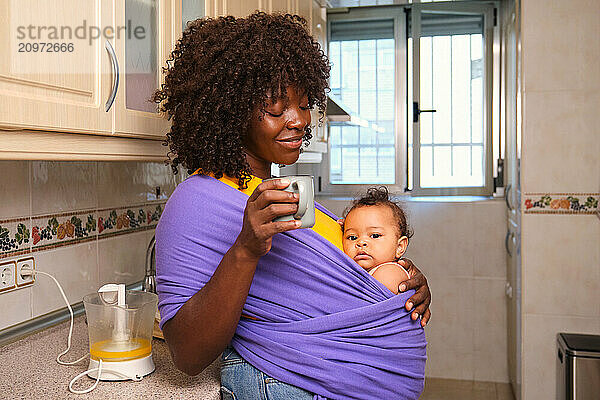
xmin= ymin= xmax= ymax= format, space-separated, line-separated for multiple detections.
xmin=397 ymin=258 xmax=431 ymax=327
xmin=236 ymin=178 xmax=302 ymax=258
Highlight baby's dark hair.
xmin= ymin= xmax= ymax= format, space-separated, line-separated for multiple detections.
xmin=343 ymin=186 xmax=413 ymax=242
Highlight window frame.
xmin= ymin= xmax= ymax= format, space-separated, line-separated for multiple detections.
xmin=320 ymin=5 xmax=407 ymax=196
xmin=318 ymin=3 xmax=498 ymax=197
xmin=409 ymin=1 xmax=496 ymax=196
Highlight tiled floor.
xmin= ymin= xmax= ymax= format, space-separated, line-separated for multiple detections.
xmin=420 ymin=378 xmax=515 ymax=400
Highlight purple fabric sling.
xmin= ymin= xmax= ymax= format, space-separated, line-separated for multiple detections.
xmin=156 ymin=175 xmax=426 ymax=400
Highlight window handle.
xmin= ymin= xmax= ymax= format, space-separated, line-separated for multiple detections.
xmin=413 ymin=101 xmax=437 ymax=123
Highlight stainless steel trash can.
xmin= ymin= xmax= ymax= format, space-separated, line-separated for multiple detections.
xmin=557 ymin=333 xmax=600 ymax=400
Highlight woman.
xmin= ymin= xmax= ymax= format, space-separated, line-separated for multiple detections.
xmin=153 ymin=12 xmax=431 ymax=399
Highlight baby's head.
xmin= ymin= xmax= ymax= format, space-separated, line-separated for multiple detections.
xmin=342 ymin=187 xmax=412 ymax=271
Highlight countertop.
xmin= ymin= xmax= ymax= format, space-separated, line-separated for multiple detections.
xmin=0 ymin=316 xmax=221 ymax=399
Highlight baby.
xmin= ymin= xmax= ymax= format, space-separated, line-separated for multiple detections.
xmin=341 ymin=186 xmax=412 ymax=294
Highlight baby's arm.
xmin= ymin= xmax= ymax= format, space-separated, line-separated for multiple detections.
xmin=371 ymin=263 xmax=410 ymax=295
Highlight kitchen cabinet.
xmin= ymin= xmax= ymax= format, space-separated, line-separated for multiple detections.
xmin=205 ymin=1 xmax=261 ymax=17
xmin=0 ymin=0 xmax=328 ymax=160
xmin=2 ymin=0 xmax=327 ymax=137
xmin=206 ymin=0 xmax=304 ymax=17
xmin=206 ymin=0 xmax=327 ymax=41
xmin=112 ymin=0 xmax=171 ymax=139
xmin=0 ymin=0 xmax=194 ymax=159
xmin=307 ymin=0 xmax=328 ymax=151
xmin=0 ymin=0 xmax=174 ymax=139
xmin=0 ymin=0 xmax=113 ymax=135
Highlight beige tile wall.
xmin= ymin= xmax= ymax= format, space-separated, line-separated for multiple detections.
xmin=521 ymin=313 xmax=600 ymax=400
xmin=317 ymin=197 xmax=509 ymax=383
xmin=520 ymin=213 xmax=600 ymax=399
xmin=31 ymin=241 xmax=99 ymax=317
xmin=0 ymin=160 xmax=179 ymax=331
xmin=520 ymin=0 xmax=600 ymax=398
xmin=0 ymin=161 xmax=30 ymax=220
xmin=98 ymin=230 xmax=155 ymax=284
xmin=0 ymin=287 xmax=32 ymax=331
xmin=522 ymin=215 xmax=600 ymax=318
xmin=521 ymin=90 xmax=600 ymax=193
xmin=521 ymin=0 xmax=600 ymax=93
xmin=31 ymin=162 xmax=98 ymax=215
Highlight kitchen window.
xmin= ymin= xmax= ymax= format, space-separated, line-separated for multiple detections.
xmin=328 ymin=21 xmax=397 ymax=186
xmin=320 ymin=3 xmax=496 ymax=196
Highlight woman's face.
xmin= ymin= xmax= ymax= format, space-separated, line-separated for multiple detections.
xmin=243 ymin=86 xmax=311 ymax=177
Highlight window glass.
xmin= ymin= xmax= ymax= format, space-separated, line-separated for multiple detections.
xmin=414 ymin=14 xmax=486 ymax=188
xmin=329 ymin=32 xmax=395 ymax=184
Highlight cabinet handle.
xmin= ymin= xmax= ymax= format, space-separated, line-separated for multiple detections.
xmin=105 ymin=40 xmax=119 ymax=112
xmin=505 ymin=281 xmax=513 ymax=299
xmin=505 ymin=230 xmax=514 ymax=256
xmin=505 ymin=183 xmax=513 ymax=211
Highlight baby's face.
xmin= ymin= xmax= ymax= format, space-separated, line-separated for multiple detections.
xmin=342 ymin=205 xmax=406 ymax=271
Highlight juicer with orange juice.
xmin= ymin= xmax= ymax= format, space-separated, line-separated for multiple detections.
xmin=83 ymin=284 xmax=158 ymax=381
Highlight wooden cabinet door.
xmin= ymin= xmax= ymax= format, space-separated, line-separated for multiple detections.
xmin=269 ymin=0 xmax=291 ymax=13
xmin=207 ymin=1 xmax=264 ymax=17
xmin=205 ymin=0 xmax=224 ymax=17
xmin=310 ymin=0 xmax=327 ymax=145
xmin=0 ymin=0 xmax=112 ymax=135
xmin=223 ymin=0 xmax=264 ymax=17
xmin=311 ymin=0 xmax=326 ymax=51
xmin=112 ymin=0 xmax=171 ymax=139
xmin=208 ymin=1 xmax=312 ymax=19
xmin=296 ymin=0 xmax=311 ymax=23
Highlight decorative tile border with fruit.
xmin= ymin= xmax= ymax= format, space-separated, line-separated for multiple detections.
xmin=523 ymin=193 xmax=599 ymax=215
xmin=0 ymin=201 xmax=165 ymax=260
xmin=97 ymin=204 xmax=163 ymax=239
xmin=0 ymin=218 xmax=31 ymax=258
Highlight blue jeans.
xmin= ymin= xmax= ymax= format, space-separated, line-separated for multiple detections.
xmin=220 ymin=345 xmax=314 ymax=400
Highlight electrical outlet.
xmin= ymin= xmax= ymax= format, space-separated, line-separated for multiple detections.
xmin=0 ymin=261 xmax=16 ymax=292
xmin=16 ymin=257 xmax=35 ymax=287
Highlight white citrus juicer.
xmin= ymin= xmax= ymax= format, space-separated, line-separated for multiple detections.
xmin=83 ymin=284 xmax=158 ymax=380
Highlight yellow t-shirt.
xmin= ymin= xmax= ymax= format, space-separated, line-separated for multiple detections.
xmin=214 ymin=173 xmax=344 ymax=251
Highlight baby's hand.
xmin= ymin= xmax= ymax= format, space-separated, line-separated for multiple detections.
xmin=336 ymin=218 xmax=345 ymax=228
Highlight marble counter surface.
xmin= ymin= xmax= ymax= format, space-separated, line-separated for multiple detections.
xmin=0 ymin=316 xmax=221 ymax=399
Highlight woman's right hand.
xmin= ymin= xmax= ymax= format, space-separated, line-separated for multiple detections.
xmin=235 ymin=178 xmax=302 ymax=258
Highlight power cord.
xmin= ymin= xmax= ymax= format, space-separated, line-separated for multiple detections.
xmin=19 ymin=267 xmax=89 ymax=366
xmin=19 ymin=267 xmax=141 ymax=394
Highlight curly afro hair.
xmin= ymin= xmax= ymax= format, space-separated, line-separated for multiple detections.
xmin=152 ymin=12 xmax=330 ymax=189
xmin=343 ymin=186 xmax=413 ymax=242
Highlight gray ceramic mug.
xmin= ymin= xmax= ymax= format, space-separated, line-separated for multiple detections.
xmin=264 ymin=175 xmax=315 ymax=228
